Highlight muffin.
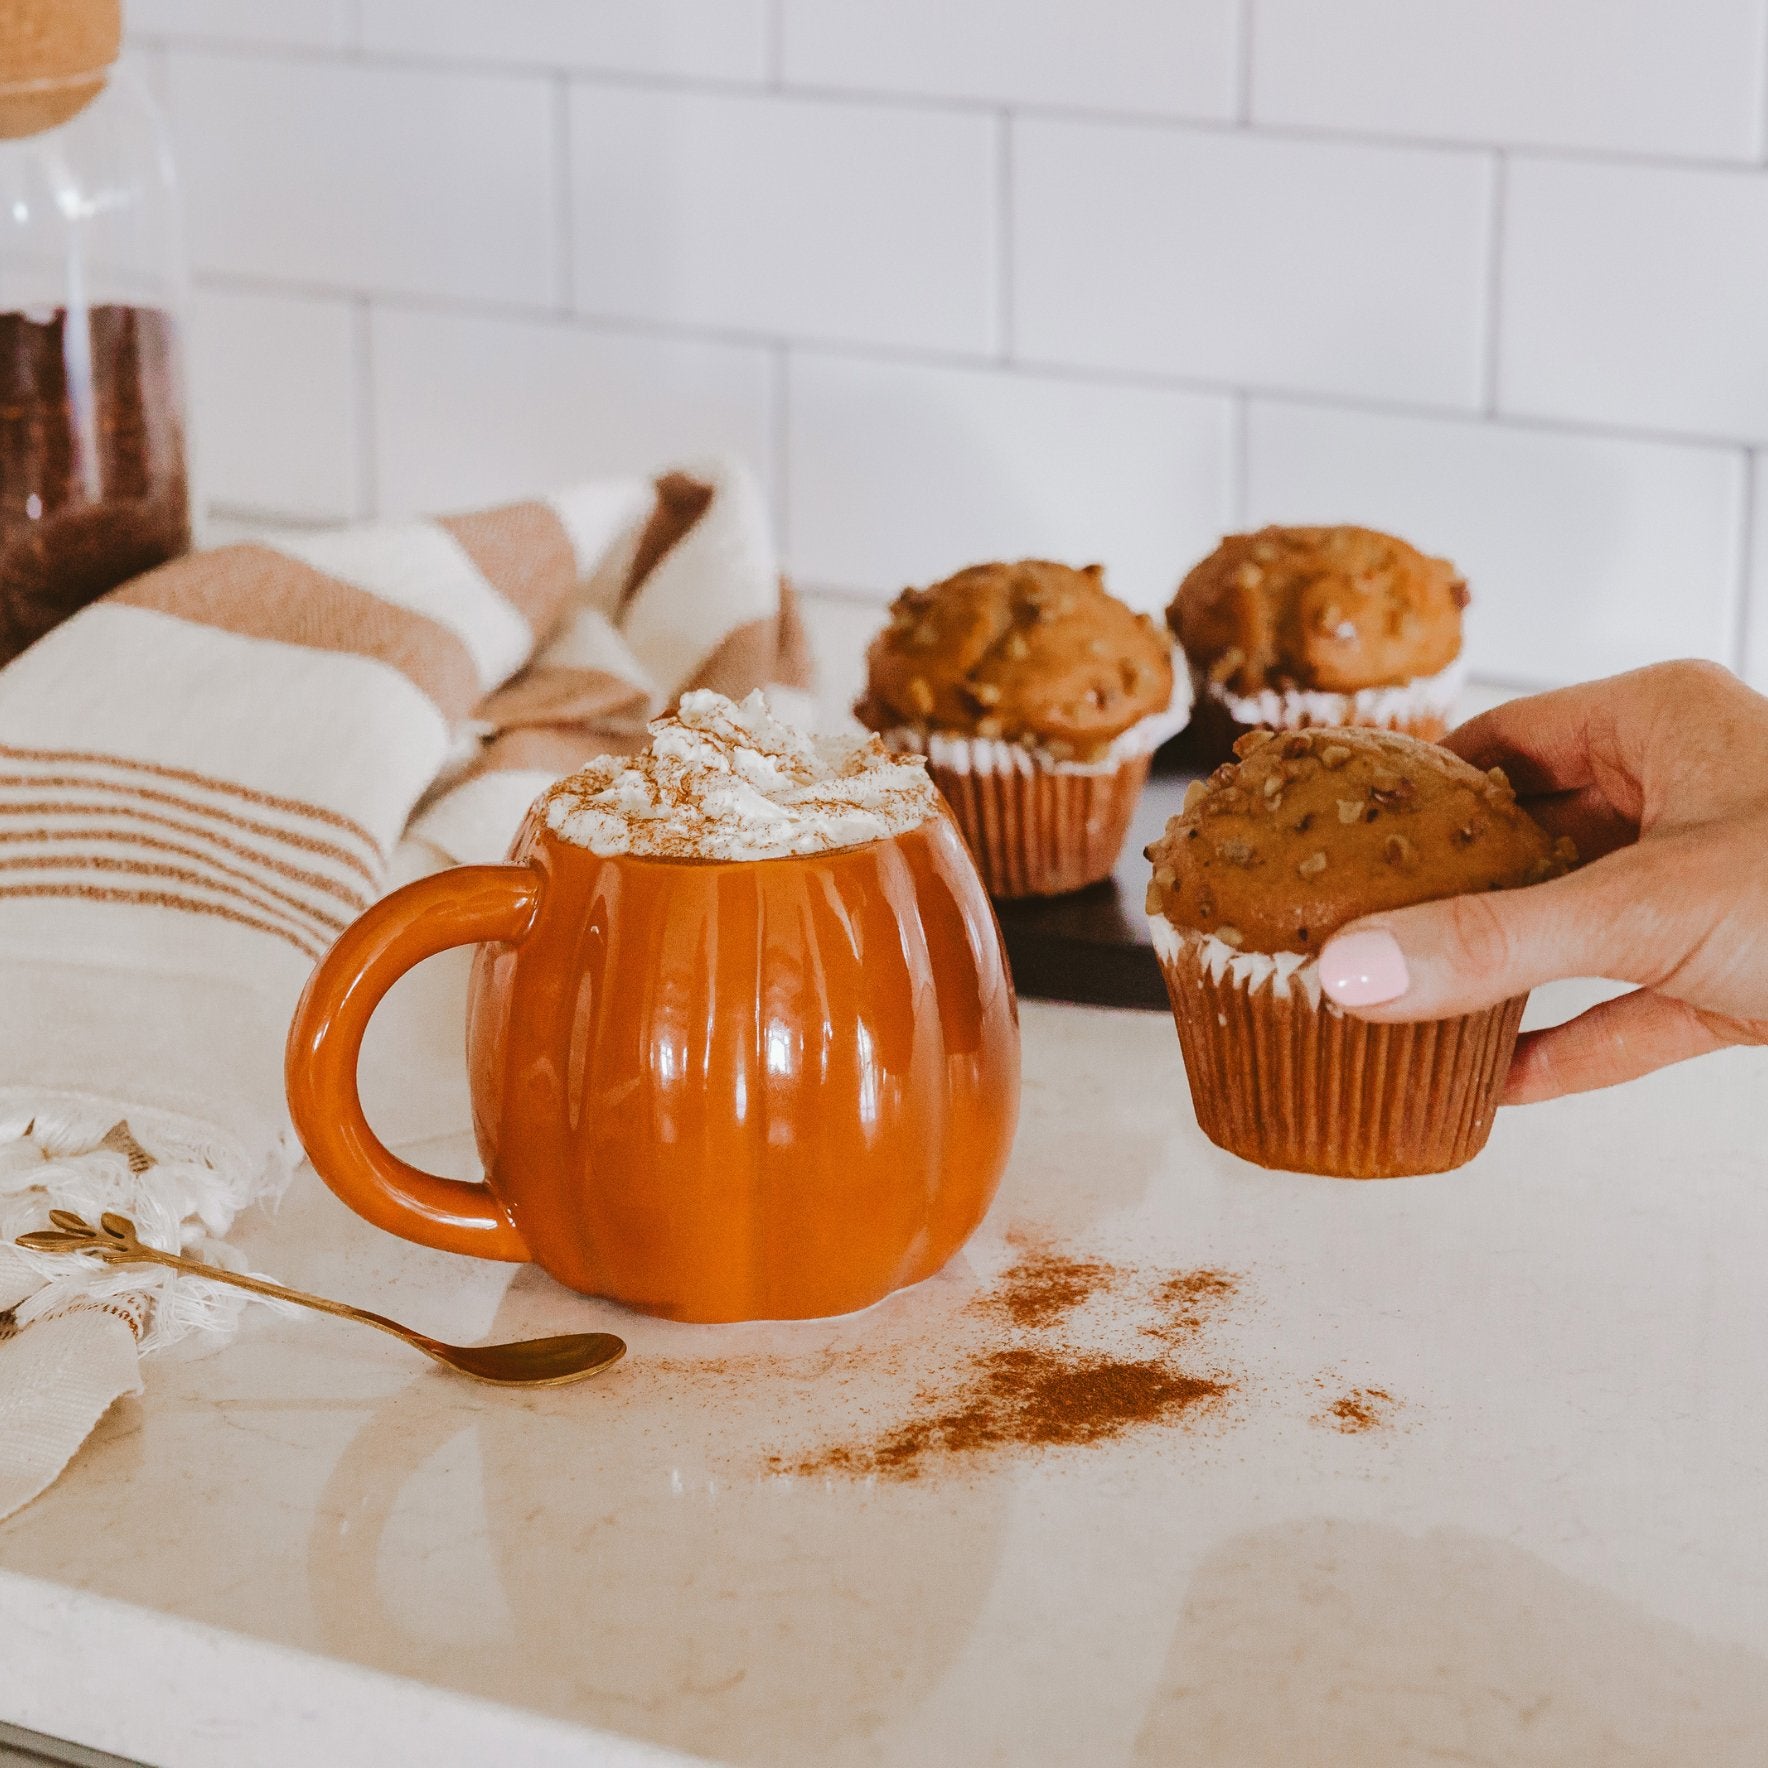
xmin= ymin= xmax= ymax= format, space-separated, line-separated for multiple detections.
xmin=1169 ymin=525 xmax=1468 ymax=762
xmin=1145 ymin=726 xmax=1576 ymax=1177
xmin=857 ymin=559 xmax=1188 ymax=898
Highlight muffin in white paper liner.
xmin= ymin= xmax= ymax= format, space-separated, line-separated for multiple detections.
xmin=1190 ymin=654 xmax=1466 ymax=760
xmin=1149 ymin=917 xmax=1524 ymax=1179
xmin=880 ymin=681 xmax=1191 ymax=899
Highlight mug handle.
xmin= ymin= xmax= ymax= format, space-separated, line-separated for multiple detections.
xmin=285 ymin=864 xmax=541 ymax=1262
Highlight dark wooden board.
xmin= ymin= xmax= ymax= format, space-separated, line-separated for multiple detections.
xmin=994 ymin=750 xmax=1200 ymax=1011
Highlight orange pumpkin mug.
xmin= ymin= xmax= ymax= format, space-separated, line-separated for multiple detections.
xmin=284 ymin=808 xmax=1021 ymax=1322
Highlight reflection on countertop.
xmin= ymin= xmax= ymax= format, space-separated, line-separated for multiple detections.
xmin=1138 ymin=1518 xmax=1768 ymax=1767
xmin=2 ymin=997 xmax=1767 ymax=1767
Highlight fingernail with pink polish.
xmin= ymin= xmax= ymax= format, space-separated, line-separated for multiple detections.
xmin=1320 ymin=930 xmax=1409 ymax=1007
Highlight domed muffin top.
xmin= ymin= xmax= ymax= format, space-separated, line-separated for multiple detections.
xmin=1145 ymin=726 xmax=1575 ymax=957
xmin=1169 ymin=525 xmax=1466 ymax=697
xmin=857 ymin=559 xmax=1175 ymax=760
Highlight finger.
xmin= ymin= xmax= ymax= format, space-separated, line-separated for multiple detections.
xmin=1448 ymin=660 xmax=1751 ymax=822
xmin=1511 ymin=783 xmax=1638 ymax=863
xmin=1504 ymin=989 xmax=1745 ymax=1104
xmin=1445 ymin=678 xmax=1629 ymax=798
xmin=1317 ymin=841 xmax=1699 ymax=1021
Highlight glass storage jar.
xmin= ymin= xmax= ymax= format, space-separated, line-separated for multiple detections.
xmin=0 ymin=23 xmax=192 ymax=666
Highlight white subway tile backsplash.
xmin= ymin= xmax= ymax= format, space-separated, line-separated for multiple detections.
xmin=1012 ymin=120 xmax=1492 ymax=408
xmin=1501 ymin=158 xmax=1768 ymax=445
xmin=127 ymin=0 xmax=354 ymax=49
xmin=360 ymin=0 xmax=771 ymax=82
xmin=1246 ymin=401 xmax=1744 ymax=685
xmin=1252 ymin=0 xmax=1767 ymax=162
xmin=568 ymin=86 xmax=998 ymax=353
xmin=128 ymin=44 xmax=171 ymax=111
xmin=369 ymin=307 xmax=774 ymax=516
xmin=780 ymin=0 xmax=1238 ymax=120
xmin=784 ymin=351 xmax=1232 ymax=614
xmin=167 ymin=52 xmax=560 ymax=305
xmin=123 ymin=7 xmax=1768 ymax=692
xmin=188 ymin=287 xmax=360 ymax=522
xmin=794 ymin=593 xmax=887 ymax=731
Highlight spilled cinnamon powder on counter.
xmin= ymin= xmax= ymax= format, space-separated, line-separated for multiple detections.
xmin=970 ymin=1244 xmax=1119 ymax=1330
xmin=769 ymin=1242 xmax=1243 ymax=1482
xmin=1315 ymin=1384 xmax=1402 ymax=1434
xmin=786 ymin=1351 xmax=1226 ymax=1482
xmin=1146 ymin=1268 xmax=1239 ymax=1346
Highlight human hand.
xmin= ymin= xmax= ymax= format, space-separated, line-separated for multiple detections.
xmin=1315 ymin=661 xmax=1768 ymax=1103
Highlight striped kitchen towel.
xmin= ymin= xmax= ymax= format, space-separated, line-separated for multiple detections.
xmin=0 ymin=456 xmax=808 ymax=1518
xmin=413 ymin=467 xmax=812 ymax=862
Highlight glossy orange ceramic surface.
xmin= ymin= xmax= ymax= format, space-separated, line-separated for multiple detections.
xmin=285 ymin=810 xmax=1020 ymax=1322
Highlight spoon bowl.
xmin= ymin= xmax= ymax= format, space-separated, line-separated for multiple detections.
xmin=417 ymin=1330 xmax=627 ymax=1387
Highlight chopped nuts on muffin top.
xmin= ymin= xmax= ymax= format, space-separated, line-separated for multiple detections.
xmin=857 ymin=559 xmax=1175 ymax=761
xmin=1145 ymin=726 xmax=1576 ymax=956
xmin=1169 ymin=525 xmax=1467 ymax=697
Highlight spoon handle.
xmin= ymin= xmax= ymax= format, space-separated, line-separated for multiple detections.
xmin=17 ymin=1211 xmax=440 ymax=1354
xmin=16 ymin=1212 xmax=626 ymax=1388
xmin=102 ymin=1243 xmax=435 ymax=1351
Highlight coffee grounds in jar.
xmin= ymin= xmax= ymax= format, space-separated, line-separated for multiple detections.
xmin=0 ymin=304 xmax=191 ymax=664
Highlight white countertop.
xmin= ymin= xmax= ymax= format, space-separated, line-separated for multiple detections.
xmin=2 ymin=961 xmax=1767 ymax=1768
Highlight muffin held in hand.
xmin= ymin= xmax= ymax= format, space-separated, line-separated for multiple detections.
xmin=1170 ymin=525 xmax=1468 ymax=760
xmin=858 ymin=559 xmax=1189 ymax=898
xmin=1146 ymin=726 xmax=1575 ymax=1178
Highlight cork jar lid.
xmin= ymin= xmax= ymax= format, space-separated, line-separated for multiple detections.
xmin=857 ymin=559 xmax=1176 ymax=760
xmin=1146 ymin=725 xmax=1577 ymax=957
xmin=0 ymin=0 xmax=121 ymax=140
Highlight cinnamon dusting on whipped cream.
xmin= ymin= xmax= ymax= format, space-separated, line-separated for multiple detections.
xmin=541 ymin=689 xmax=940 ymax=860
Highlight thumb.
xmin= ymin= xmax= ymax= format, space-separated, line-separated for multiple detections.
xmin=1316 ymin=844 xmax=1688 ymax=1020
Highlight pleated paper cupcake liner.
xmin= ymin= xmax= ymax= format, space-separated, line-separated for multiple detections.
xmin=928 ymin=748 xmax=1152 ymax=898
xmin=1151 ymin=918 xmax=1525 ymax=1178
xmin=879 ymin=687 xmax=1188 ymax=899
xmin=1185 ymin=657 xmax=1465 ymax=765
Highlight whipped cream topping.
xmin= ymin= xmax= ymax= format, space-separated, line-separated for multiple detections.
xmin=541 ymin=690 xmax=940 ymax=860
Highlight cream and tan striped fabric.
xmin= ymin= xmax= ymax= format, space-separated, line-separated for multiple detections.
xmin=412 ymin=466 xmax=814 ymax=863
xmin=0 ymin=455 xmax=807 ymax=1519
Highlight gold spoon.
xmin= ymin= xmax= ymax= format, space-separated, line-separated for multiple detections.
xmin=16 ymin=1211 xmax=627 ymax=1388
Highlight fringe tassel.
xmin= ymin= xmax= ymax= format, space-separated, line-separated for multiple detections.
xmin=0 ymin=1091 xmax=299 ymax=1354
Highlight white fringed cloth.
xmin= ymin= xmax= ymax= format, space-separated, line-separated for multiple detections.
xmin=0 ymin=460 xmax=810 ymax=1517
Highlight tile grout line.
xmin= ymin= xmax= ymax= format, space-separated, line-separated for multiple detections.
xmin=1236 ymin=0 xmax=1256 ymax=124
xmin=1482 ymin=150 xmax=1507 ymax=415
xmin=766 ymin=0 xmax=786 ymax=87
xmin=1733 ymin=450 xmax=1757 ymax=675
xmin=184 ymin=269 xmax=1768 ymax=459
xmin=771 ymin=344 xmax=792 ymax=559
xmin=996 ymin=110 xmax=1015 ymax=361
xmin=171 ymin=510 xmax=1653 ymax=704
xmin=749 ymin=588 xmax=1583 ymax=699
xmin=1759 ymin=2 xmax=1768 ymax=165
xmin=352 ymin=297 xmax=377 ymax=519
xmin=114 ymin=35 xmax=1768 ymax=176
xmin=1228 ymin=392 xmax=1250 ymax=528
xmin=552 ymin=72 xmax=575 ymax=314
xmin=208 ymin=500 xmax=347 ymax=532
